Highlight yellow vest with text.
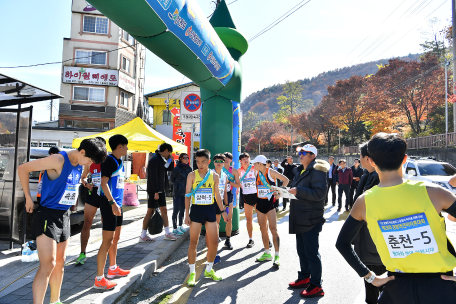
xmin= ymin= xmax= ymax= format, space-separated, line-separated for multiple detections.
xmin=365 ymin=180 xmax=456 ymax=273
xmin=192 ymin=170 xmax=215 ymax=205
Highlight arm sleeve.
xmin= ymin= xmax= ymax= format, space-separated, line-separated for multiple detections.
xmin=281 ymin=159 xmax=287 ymax=170
xmin=295 ymin=171 xmax=327 ymax=201
xmin=335 ymin=215 xmax=371 ymax=277
xmin=443 ymin=201 xmax=456 ymax=218
xmin=354 ymin=174 xmax=368 ymax=202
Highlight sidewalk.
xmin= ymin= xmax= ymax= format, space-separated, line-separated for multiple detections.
xmin=0 ymin=198 xmax=189 ymax=304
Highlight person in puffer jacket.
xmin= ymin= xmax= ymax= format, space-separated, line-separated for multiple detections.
xmin=170 ymin=153 xmax=193 ymax=235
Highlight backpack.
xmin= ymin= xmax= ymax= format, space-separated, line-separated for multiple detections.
xmin=148 ymin=209 xmax=164 ymax=235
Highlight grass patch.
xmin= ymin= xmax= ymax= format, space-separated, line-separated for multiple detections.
xmin=154 ymin=293 xmax=173 ymax=304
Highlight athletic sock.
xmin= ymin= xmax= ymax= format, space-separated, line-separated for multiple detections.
xmin=265 ymin=249 xmax=271 ymax=255
xmin=226 ymin=236 xmax=231 ymax=241
xmin=109 ymin=264 xmax=117 ymax=270
xmin=206 ymin=262 xmax=214 ymax=272
xmin=275 ymin=251 xmax=279 ymax=257
xmin=189 ymin=264 xmax=195 ymax=273
xmin=96 ymin=275 xmax=104 ymax=281
xmin=249 ymin=238 xmax=253 ymax=241
xmin=141 ymin=229 xmax=147 ymax=238
xmin=165 ymin=226 xmax=170 ymax=235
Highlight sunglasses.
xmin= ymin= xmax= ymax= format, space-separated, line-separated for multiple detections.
xmin=298 ymin=151 xmax=312 ymax=156
xmin=214 ymin=160 xmax=224 ymax=163
xmin=181 ymin=157 xmax=189 ymax=160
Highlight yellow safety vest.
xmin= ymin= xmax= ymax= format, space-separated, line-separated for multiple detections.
xmin=192 ymin=170 xmax=215 ymax=205
xmin=365 ymin=180 xmax=456 ymax=273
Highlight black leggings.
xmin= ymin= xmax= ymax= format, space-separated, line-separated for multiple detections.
xmin=172 ymin=196 xmax=185 ymax=229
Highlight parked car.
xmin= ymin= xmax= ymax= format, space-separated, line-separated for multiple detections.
xmin=403 ymin=157 xmax=456 ymax=192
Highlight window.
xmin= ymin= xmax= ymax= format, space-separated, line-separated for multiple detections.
xmin=122 ymin=31 xmax=135 ymax=46
xmin=83 ymin=15 xmax=108 ymax=34
xmin=121 ymin=56 xmax=130 ymax=73
xmin=65 ymin=120 xmax=110 ymax=130
xmin=417 ymin=163 xmax=456 ymax=176
xmin=120 ymin=91 xmax=130 ymax=107
xmin=75 ymin=50 xmax=107 ymax=65
xmin=405 ymin=163 xmax=417 ymax=175
xmin=73 ymin=86 xmax=105 ymax=102
xmin=162 ymin=110 xmax=171 ymax=125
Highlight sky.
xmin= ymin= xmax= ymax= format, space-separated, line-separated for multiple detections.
xmin=0 ymin=0 xmax=452 ymax=122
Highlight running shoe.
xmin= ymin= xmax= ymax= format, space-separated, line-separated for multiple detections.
xmin=256 ymin=252 xmax=273 ymax=262
xmin=164 ymin=234 xmax=178 ymax=241
xmin=247 ymin=239 xmax=254 ymax=248
xmin=173 ymin=228 xmax=184 ymax=236
xmin=94 ymin=277 xmax=117 ymax=290
xmin=107 ymin=266 xmax=130 ymax=279
xmin=204 ymin=269 xmax=222 ymax=281
xmin=75 ymin=252 xmax=87 ymax=266
xmin=224 ymin=240 xmax=233 ymax=250
xmin=178 ymin=226 xmax=188 ymax=233
xmin=214 ymin=255 xmax=221 ymax=265
xmin=187 ymin=272 xmax=196 ymax=286
xmin=301 ymin=283 xmax=324 ymax=298
xmin=273 ymin=256 xmax=280 ymax=267
xmin=139 ymin=235 xmax=155 ymax=243
xmin=289 ymin=278 xmax=310 ymax=289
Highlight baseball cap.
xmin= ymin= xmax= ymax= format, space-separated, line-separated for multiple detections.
xmin=298 ymin=144 xmax=318 ymax=157
xmin=250 ymin=155 xmax=267 ymax=164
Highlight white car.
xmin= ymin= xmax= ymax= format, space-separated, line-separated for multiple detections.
xmin=403 ymin=157 xmax=456 ymax=192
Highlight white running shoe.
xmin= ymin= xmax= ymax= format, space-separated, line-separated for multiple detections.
xmin=139 ymin=235 xmax=156 ymax=243
xmin=164 ymin=233 xmax=178 ymax=241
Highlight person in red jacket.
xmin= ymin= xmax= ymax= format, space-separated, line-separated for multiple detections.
xmin=335 ymin=159 xmax=352 ymax=212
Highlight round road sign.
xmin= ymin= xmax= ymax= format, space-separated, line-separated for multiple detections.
xmin=183 ymin=94 xmax=201 ymax=112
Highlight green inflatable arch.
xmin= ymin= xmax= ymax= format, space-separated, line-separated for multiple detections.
xmin=88 ymin=0 xmax=248 ymax=235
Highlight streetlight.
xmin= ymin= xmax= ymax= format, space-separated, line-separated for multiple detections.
xmin=445 ymin=60 xmax=450 ymax=148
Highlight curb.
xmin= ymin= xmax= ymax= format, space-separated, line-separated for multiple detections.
xmin=93 ymin=229 xmax=189 ymax=304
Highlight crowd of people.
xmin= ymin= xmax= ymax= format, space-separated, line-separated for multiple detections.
xmin=16 ymin=132 xmax=456 ymax=304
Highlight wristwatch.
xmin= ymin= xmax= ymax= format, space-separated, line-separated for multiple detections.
xmin=364 ymin=272 xmax=376 ymax=284
xmin=109 ymin=200 xmax=116 ymax=206
xmin=221 ymin=209 xmax=226 ymax=214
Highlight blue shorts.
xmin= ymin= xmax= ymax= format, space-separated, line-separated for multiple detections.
xmin=190 ymin=204 xmax=216 ymax=224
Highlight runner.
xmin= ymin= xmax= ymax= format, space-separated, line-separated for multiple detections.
xmin=252 ymin=155 xmax=289 ymax=267
xmin=336 ymin=133 xmax=456 ymax=303
xmin=36 ymin=147 xmax=61 ymax=204
xmin=18 ymin=138 xmax=107 ymax=304
xmin=238 ymin=152 xmax=258 ymax=248
xmin=95 ymin=135 xmax=131 ymax=290
xmin=185 ymin=149 xmax=230 ymax=286
xmin=76 ymin=137 xmax=106 ymax=266
xmin=209 ymin=154 xmax=229 ymax=264
xmin=223 ymin=152 xmax=241 ymax=250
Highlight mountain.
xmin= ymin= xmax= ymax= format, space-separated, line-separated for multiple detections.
xmin=240 ymin=53 xmax=422 ymax=115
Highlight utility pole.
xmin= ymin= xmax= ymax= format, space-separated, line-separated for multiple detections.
xmin=453 ymin=0 xmax=456 ymax=129
xmin=446 ymin=61 xmax=450 ymax=147
xmin=50 ymin=99 xmax=53 ymax=121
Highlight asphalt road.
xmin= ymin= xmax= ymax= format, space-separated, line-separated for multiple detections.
xmin=125 ymin=200 xmax=366 ymax=304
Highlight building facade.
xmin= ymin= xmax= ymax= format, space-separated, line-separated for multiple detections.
xmin=58 ymin=0 xmax=147 ymax=130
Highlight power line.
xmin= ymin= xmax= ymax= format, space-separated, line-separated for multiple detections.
xmin=248 ymin=0 xmax=312 ymax=42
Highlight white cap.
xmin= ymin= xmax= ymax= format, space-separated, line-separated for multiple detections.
xmin=250 ymin=155 xmax=267 ymax=164
xmin=298 ymin=144 xmax=318 ymax=157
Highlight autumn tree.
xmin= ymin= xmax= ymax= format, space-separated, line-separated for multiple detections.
xmin=289 ymin=111 xmax=322 ymax=146
xmin=312 ymin=101 xmax=338 ymax=151
xmin=371 ymin=54 xmax=446 ymax=136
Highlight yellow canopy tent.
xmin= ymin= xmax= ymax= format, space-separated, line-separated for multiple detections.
xmin=72 ymin=117 xmax=187 ymax=153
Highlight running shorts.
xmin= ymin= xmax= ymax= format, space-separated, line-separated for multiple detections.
xmin=100 ymin=196 xmax=123 ymax=231
xmin=32 ymin=205 xmax=70 ymax=243
xmin=190 ymin=204 xmax=216 ymax=224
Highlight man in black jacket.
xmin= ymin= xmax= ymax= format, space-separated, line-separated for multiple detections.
xmin=287 ymin=145 xmax=329 ymax=298
xmin=281 ymin=156 xmax=297 ymax=211
xmin=140 ymin=143 xmax=176 ymax=242
xmin=325 ymin=156 xmax=338 ymax=206
xmin=352 ymin=142 xmax=384 ymax=304
xmin=349 ymin=159 xmax=363 ymax=209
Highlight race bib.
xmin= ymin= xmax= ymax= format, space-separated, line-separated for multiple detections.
xmin=219 ymin=186 xmax=225 ymax=198
xmin=92 ymin=173 xmax=101 ymax=187
xmin=378 ymin=213 xmax=438 ymax=259
xmin=194 ymin=188 xmax=213 ymax=205
xmin=59 ymin=184 xmax=79 ymax=206
xmin=258 ymin=185 xmax=270 ymax=199
xmin=116 ymin=172 xmax=125 ymax=189
xmin=227 ymin=183 xmax=231 ymax=192
xmin=242 ymin=177 xmax=256 ymax=193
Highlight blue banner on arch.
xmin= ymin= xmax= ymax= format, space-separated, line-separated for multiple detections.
xmin=146 ymin=0 xmax=234 ymax=86
xmin=232 ymin=101 xmax=241 ymax=207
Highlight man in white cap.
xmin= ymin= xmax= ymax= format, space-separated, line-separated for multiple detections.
xmin=287 ymin=144 xmax=329 ymax=298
